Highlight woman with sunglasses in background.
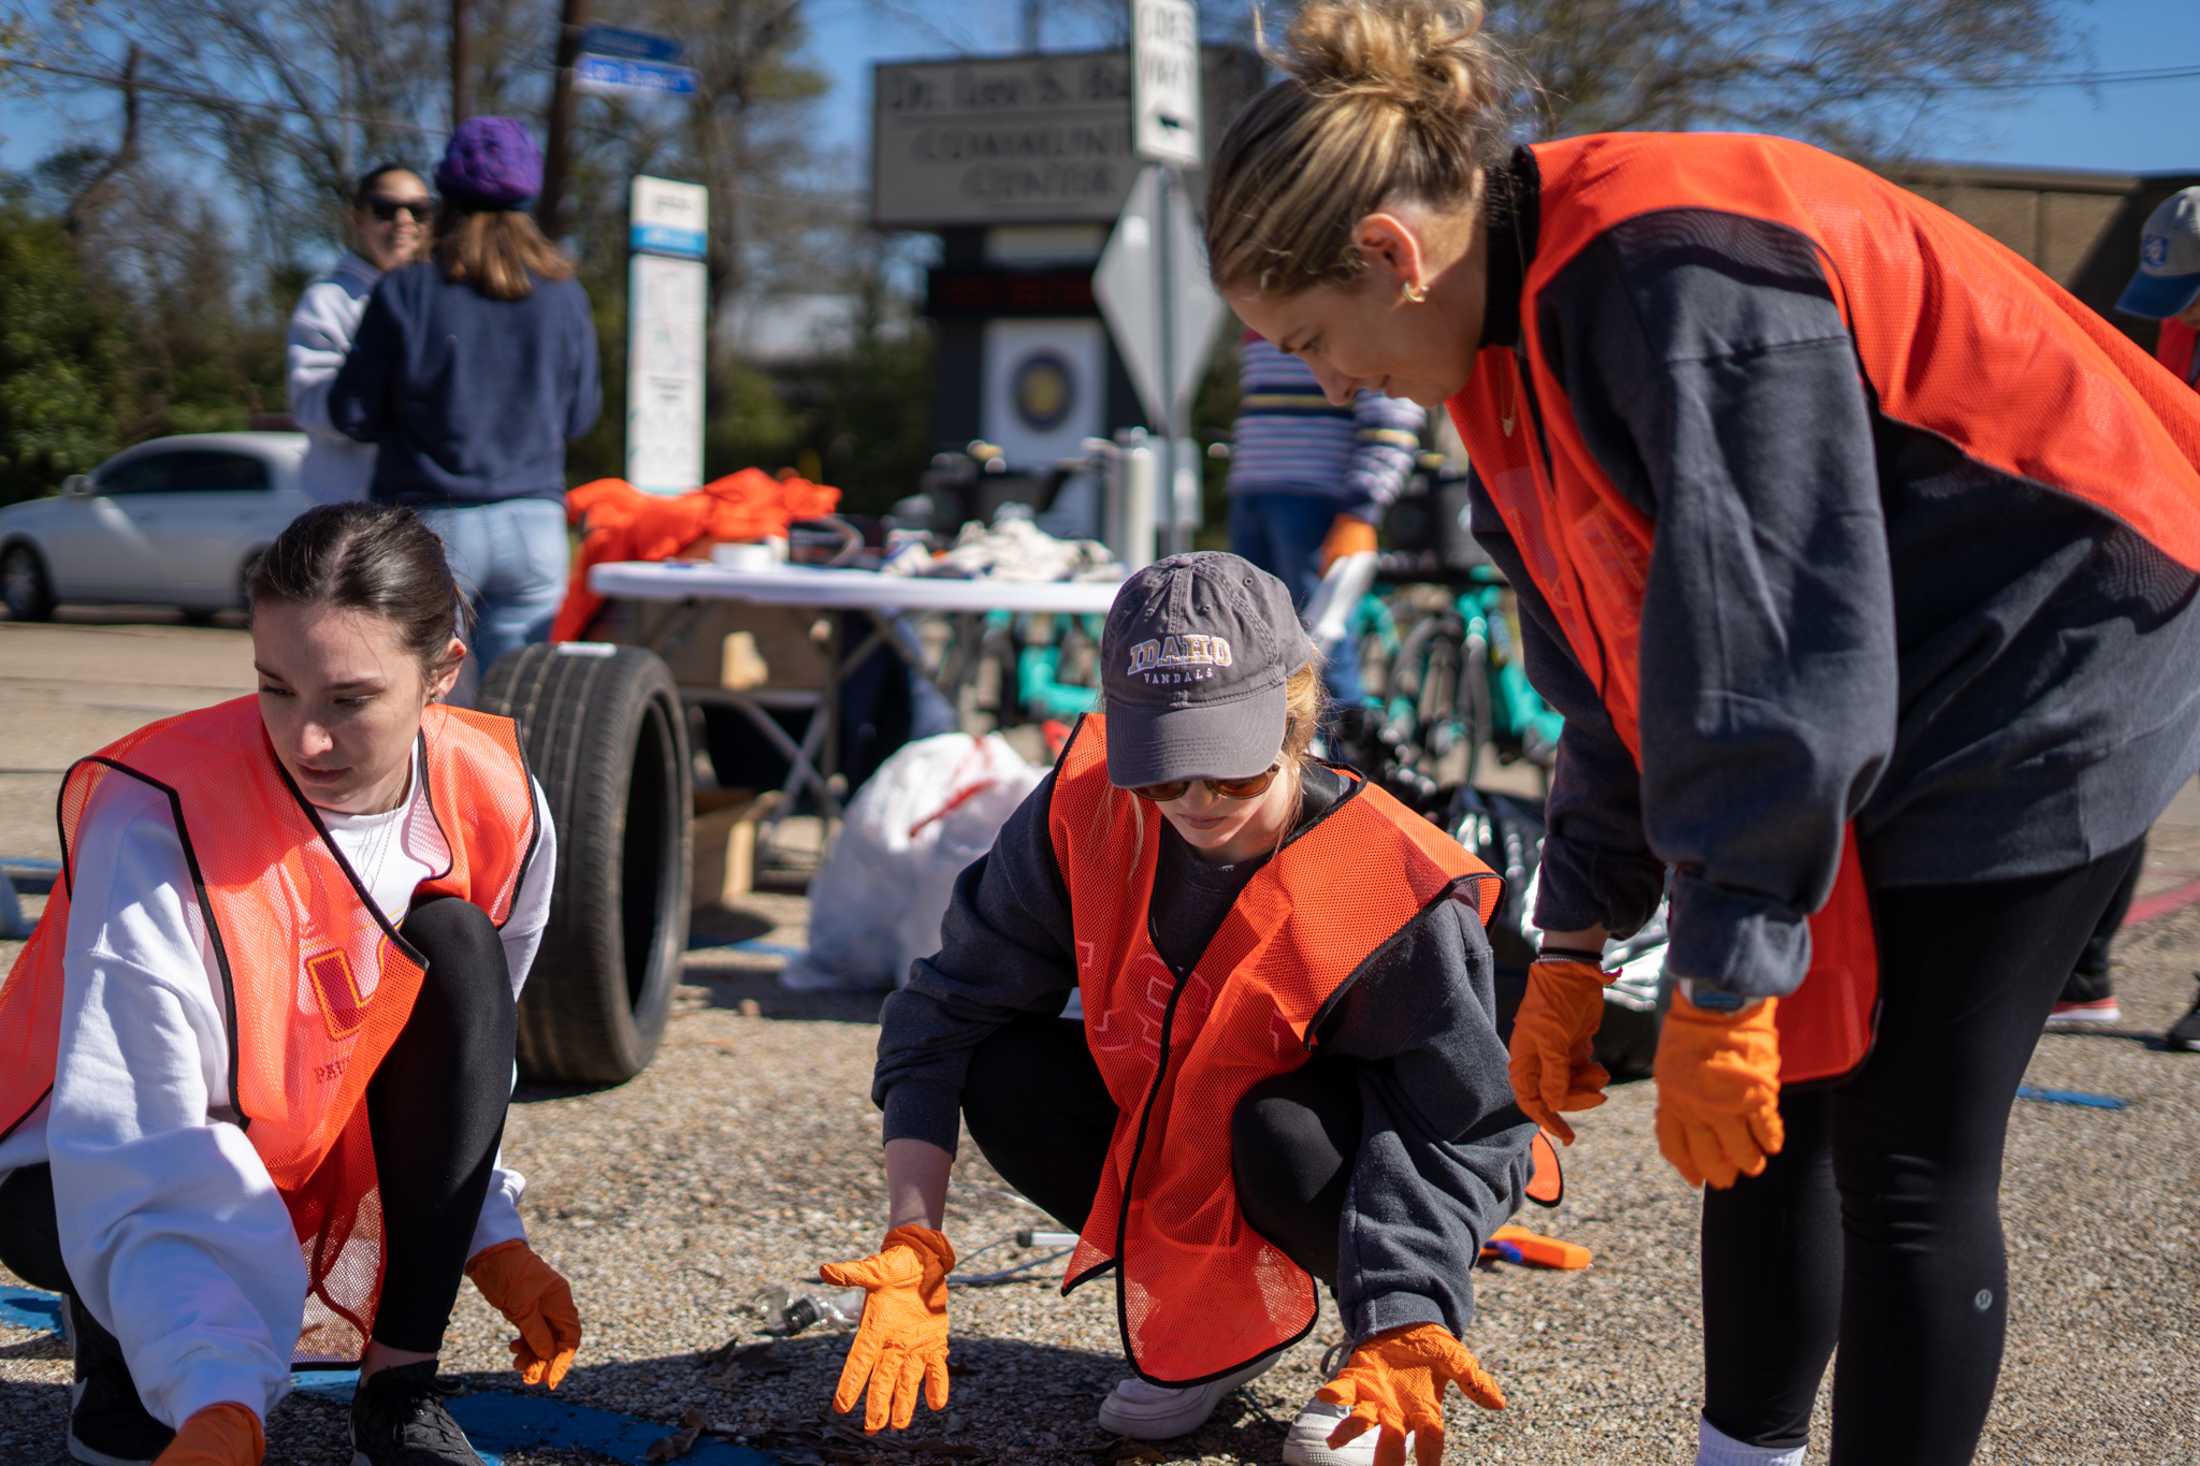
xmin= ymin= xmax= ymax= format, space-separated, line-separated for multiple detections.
xmin=819 ymin=552 xmax=1538 ymax=1466
xmin=329 ymin=117 xmax=600 ymax=698
xmin=284 ymin=165 xmax=434 ymax=505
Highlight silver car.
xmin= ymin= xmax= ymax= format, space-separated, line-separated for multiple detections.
xmin=0 ymin=432 xmax=316 ymax=622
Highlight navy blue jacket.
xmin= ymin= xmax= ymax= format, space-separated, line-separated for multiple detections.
xmin=328 ymin=261 xmax=601 ymax=506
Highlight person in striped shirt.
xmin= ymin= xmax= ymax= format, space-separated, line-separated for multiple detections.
xmin=1225 ymin=330 xmax=1426 ymax=709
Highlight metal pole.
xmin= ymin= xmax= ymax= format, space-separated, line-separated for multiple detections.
xmin=451 ymin=0 xmax=472 ymax=125
xmin=1156 ymin=165 xmax=1180 ymax=557
xmin=538 ymin=0 xmax=592 ymax=238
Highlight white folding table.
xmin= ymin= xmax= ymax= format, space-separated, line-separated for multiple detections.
xmin=585 ymin=560 xmax=1123 ymax=845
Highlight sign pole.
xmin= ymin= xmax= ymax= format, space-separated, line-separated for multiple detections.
xmin=1156 ymin=166 xmax=1180 ymax=557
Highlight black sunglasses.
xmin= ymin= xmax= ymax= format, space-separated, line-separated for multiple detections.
xmin=1129 ymin=765 xmax=1282 ymax=804
xmin=365 ymin=195 xmax=435 ymax=222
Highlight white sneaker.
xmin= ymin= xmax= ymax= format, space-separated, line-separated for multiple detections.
xmin=1095 ymin=1352 xmax=1281 ymax=1440
xmin=1282 ymin=1396 xmax=1401 ymax=1466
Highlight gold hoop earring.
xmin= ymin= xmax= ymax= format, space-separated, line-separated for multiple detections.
xmin=1400 ymin=280 xmax=1428 ymax=305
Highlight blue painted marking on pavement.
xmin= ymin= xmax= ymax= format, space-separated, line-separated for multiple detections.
xmin=5 ymin=1286 xmax=772 ymax=1464
xmin=2016 ymin=1085 xmax=2130 ymax=1110
xmin=0 ymin=1285 xmax=62 ymax=1332
xmin=687 ymin=936 xmax=807 ymax=961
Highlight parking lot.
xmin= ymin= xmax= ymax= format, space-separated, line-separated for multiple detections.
xmin=4 ymin=615 xmax=2198 ymax=1465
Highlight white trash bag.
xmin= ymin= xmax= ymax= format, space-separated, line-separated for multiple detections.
xmin=782 ymin=731 xmax=1045 ymax=991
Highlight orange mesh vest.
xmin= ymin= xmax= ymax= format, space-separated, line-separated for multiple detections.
xmin=0 ymin=696 xmax=537 ymax=1361
xmin=1449 ymin=133 xmax=2200 ymax=1083
xmin=1044 ymin=714 xmax=1500 ymax=1384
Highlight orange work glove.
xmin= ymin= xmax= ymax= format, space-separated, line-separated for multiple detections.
xmin=1316 ymin=1322 xmax=1505 ymax=1466
xmin=1653 ymin=989 xmax=1785 ymax=1189
xmin=466 ymin=1239 xmax=582 ymax=1389
xmin=817 ymin=1223 xmax=955 ymax=1433
xmin=1318 ymin=513 xmax=1380 ymax=574
xmin=1506 ymin=953 xmax=1612 ymax=1144
xmin=153 ymin=1403 xmax=263 ymax=1465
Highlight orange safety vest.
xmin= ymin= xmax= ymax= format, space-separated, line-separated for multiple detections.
xmin=0 ymin=696 xmax=537 ymax=1362
xmin=1450 ymin=133 xmax=2200 ymax=1083
xmin=1045 ymin=713 xmax=1501 ymax=1384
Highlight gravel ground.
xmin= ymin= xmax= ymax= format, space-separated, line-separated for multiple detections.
xmin=7 ymin=878 xmax=2198 ymax=1465
xmin=3 ymin=623 xmax=2197 ymax=1463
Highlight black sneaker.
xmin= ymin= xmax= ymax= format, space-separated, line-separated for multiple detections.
xmin=62 ymin=1296 xmax=174 ymax=1466
xmin=349 ymin=1361 xmax=481 ymax=1465
xmin=2168 ymin=975 xmax=2200 ymax=1053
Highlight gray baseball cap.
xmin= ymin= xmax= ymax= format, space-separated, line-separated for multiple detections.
xmin=1097 ymin=551 xmax=1319 ymax=789
xmin=2117 ymin=186 xmax=2200 ymax=320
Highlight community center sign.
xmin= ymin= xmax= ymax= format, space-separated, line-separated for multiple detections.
xmin=870 ymin=46 xmax=1258 ymax=229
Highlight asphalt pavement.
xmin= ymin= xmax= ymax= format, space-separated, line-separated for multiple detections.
xmin=3 ymin=617 xmax=2197 ymax=1464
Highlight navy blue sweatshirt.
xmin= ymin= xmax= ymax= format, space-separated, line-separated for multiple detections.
xmin=1469 ymin=147 xmax=2200 ymax=1000
xmin=328 ymin=261 xmax=601 ymax=506
xmin=873 ymin=762 xmax=1535 ymax=1346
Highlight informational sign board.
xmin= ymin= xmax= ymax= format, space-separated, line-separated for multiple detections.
xmin=1131 ymin=0 xmax=1201 ymax=168
xmin=627 ymin=177 xmax=709 ymax=495
xmin=576 ymin=53 xmax=699 ymax=98
xmin=870 ymin=46 xmax=1259 ymax=229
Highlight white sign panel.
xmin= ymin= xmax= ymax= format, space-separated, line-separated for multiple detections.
xmin=630 ymin=175 xmax=709 ymax=257
xmin=870 ymin=47 xmax=1259 ymax=229
xmin=1093 ymin=164 xmax=1226 ymax=431
xmin=982 ymin=319 xmax=1106 ymax=468
xmin=1131 ymin=0 xmax=1201 ymax=168
xmin=627 ymin=251 xmax=708 ymax=494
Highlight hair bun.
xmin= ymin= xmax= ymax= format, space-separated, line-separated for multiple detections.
xmin=1278 ymin=0 xmax=1493 ymax=124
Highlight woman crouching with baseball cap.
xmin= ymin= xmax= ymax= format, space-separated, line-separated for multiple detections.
xmin=819 ymin=552 xmax=1537 ymax=1466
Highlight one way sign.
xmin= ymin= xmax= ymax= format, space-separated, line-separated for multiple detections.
xmin=1131 ymin=0 xmax=1202 ymax=169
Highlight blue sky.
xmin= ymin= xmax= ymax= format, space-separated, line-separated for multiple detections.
xmin=5 ymin=0 xmax=2197 ymax=182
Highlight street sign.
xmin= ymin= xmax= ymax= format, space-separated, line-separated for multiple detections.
xmin=574 ymin=53 xmax=699 ymax=98
xmin=579 ymin=24 xmax=683 ymax=63
xmin=628 ymin=177 xmax=710 ymax=494
xmin=1130 ymin=0 xmax=1202 ymax=168
xmin=1093 ymin=163 xmax=1226 ymax=431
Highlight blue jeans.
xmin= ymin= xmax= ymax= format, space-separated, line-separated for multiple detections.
xmin=417 ymin=498 xmax=569 ymax=689
xmin=1227 ymin=491 xmax=1366 ymax=708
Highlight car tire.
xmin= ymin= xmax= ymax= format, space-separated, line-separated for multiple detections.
xmin=1 ymin=543 xmax=56 ymax=621
xmin=479 ymin=642 xmax=693 ymax=1084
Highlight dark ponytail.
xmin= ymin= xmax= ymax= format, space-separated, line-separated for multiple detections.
xmin=249 ymin=503 xmax=470 ymax=674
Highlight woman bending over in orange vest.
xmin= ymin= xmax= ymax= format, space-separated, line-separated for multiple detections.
xmin=1206 ymin=3 xmax=2200 ymax=1464
xmin=826 ymin=551 xmax=1537 ymax=1466
xmin=0 ymin=503 xmax=581 ymax=1466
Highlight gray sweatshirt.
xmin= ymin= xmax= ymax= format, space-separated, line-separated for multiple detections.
xmin=1470 ymin=146 xmax=2200 ymax=999
xmin=874 ymin=763 xmax=1535 ymax=1344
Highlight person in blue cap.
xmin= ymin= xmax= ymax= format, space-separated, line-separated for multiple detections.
xmin=2064 ymin=186 xmax=2200 ymax=1049
xmin=329 ymin=116 xmax=602 ymax=698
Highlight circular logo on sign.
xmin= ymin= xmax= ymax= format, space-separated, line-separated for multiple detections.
xmin=1013 ymin=351 xmax=1076 ymax=432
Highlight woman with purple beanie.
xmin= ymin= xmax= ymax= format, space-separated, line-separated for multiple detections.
xmin=330 ymin=117 xmax=602 ymax=692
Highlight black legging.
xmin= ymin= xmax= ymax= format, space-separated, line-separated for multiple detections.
xmin=1701 ymin=841 xmax=2143 ymax=1464
xmin=959 ymin=1016 xmax=1360 ymax=1287
xmin=0 ymin=895 xmax=515 ymax=1359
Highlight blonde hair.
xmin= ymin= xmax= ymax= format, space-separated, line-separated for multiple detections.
xmin=1205 ymin=0 xmax=1522 ymax=296
xmin=434 ymin=208 xmax=576 ymax=302
xmin=1099 ymin=661 xmax=1329 ymax=878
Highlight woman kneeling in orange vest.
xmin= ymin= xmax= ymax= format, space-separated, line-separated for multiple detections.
xmin=1207 ymin=4 xmax=2200 ymax=1463
xmin=0 ymin=503 xmax=580 ymax=1466
xmin=822 ymin=551 xmax=1538 ymax=1466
